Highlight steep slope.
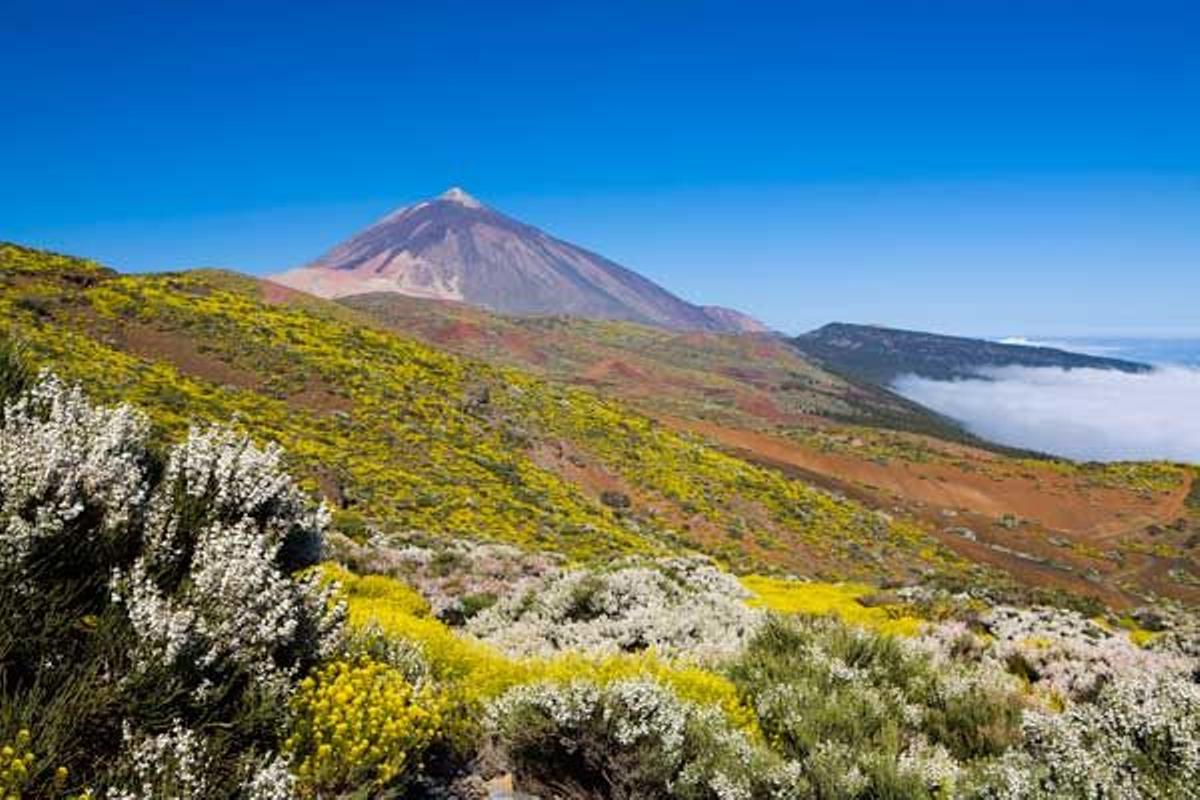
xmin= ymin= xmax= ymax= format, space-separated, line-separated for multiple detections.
xmin=1 ymin=241 xmax=971 ymax=583
xmin=271 ymin=188 xmax=763 ymax=332
xmin=794 ymin=322 xmax=1150 ymax=385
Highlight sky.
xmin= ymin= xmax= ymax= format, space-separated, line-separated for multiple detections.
xmin=2 ymin=0 xmax=1198 ymax=336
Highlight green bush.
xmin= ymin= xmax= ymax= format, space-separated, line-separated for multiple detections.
xmin=727 ymin=616 xmax=1022 ymax=799
xmin=0 ymin=335 xmax=31 ymax=402
xmin=486 ymin=678 xmax=800 ymax=800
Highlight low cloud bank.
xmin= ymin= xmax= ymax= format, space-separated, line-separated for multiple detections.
xmin=893 ymin=366 xmax=1200 ymax=463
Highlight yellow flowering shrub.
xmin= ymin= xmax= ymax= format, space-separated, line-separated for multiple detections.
xmin=285 ymin=657 xmax=448 ymax=795
xmin=320 ymin=563 xmax=431 ymax=619
xmin=0 ymin=729 xmax=34 ymax=799
xmin=741 ymin=575 xmax=924 ymax=636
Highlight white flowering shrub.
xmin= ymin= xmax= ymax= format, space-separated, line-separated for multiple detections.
xmin=112 ymin=425 xmax=344 ymax=700
xmin=106 ymin=720 xmax=213 ymax=800
xmin=326 ymin=529 xmax=564 ymax=622
xmin=0 ymin=373 xmax=151 ymax=597
xmin=978 ymin=605 xmax=1192 ymax=703
xmin=467 ymin=556 xmax=763 ymax=660
xmin=963 ymin=673 xmax=1200 ymax=799
xmin=0 ymin=374 xmax=341 ymax=795
xmin=486 ymin=678 xmax=800 ymax=800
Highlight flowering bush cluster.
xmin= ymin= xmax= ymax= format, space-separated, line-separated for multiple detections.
xmin=0 ymin=729 xmax=36 ymax=797
xmin=976 ymin=605 xmax=1192 ymax=703
xmin=970 ymin=673 xmax=1200 ymax=799
xmin=468 ymin=556 xmax=764 ymax=660
xmin=326 ymin=530 xmax=563 ymax=622
xmin=0 ymin=374 xmax=150 ymax=599
xmin=285 ymin=656 xmax=448 ymax=795
xmin=111 ymin=420 xmax=341 ymax=686
xmin=0 ymin=373 xmax=342 ymax=796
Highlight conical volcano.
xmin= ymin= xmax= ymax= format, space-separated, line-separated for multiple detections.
xmin=270 ymin=188 xmax=765 ymax=332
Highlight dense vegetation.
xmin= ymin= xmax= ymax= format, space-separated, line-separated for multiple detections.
xmin=3 ymin=244 xmax=1199 ymax=798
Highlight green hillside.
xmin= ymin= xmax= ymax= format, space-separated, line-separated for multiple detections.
xmin=0 ymin=242 xmax=972 ymax=581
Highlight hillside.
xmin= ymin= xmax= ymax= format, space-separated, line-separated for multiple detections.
xmin=333 ymin=291 xmax=965 ymax=439
xmin=334 ymin=291 xmax=1200 ymax=607
xmin=5 ymin=241 xmax=1200 ymax=799
xmin=0 ymin=241 xmax=968 ymax=583
xmin=5 ymin=242 xmax=1197 ymax=609
xmin=271 ymin=188 xmax=763 ymax=332
xmin=794 ymin=322 xmax=1151 ymax=385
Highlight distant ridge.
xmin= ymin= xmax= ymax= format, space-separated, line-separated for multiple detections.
xmin=271 ymin=188 xmax=766 ymax=333
xmin=793 ymin=322 xmax=1152 ymax=385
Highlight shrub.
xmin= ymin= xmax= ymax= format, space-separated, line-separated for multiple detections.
xmin=111 ymin=421 xmax=344 ymax=701
xmin=980 ymin=605 xmax=1191 ymax=703
xmin=285 ymin=657 xmax=448 ymax=795
xmin=977 ymin=674 xmax=1200 ymax=799
xmin=0 ymin=729 xmax=35 ymax=797
xmin=105 ymin=721 xmax=214 ymax=800
xmin=486 ymin=678 xmax=796 ymax=800
xmin=0 ymin=336 xmax=31 ymax=402
xmin=468 ymin=557 xmax=763 ymax=660
xmin=740 ymin=575 xmax=924 ymax=637
xmin=0 ymin=374 xmax=342 ymax=794
xmin=727 ymin=616 xmax=1023 ymax=799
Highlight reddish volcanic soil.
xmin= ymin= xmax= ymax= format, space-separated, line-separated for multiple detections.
xmin=663 ymin=416 xmax=1198 ymax=607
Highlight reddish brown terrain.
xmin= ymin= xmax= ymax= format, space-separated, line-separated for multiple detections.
xmin=666 ymin=417 xmax=1198 ymax=608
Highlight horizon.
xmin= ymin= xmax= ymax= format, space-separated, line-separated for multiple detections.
xmin=3 ymin=1 xmax=1199 ymax=337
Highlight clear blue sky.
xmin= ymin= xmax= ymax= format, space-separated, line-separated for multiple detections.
xmin=3 ymin=0 xmax=1198 ymax=336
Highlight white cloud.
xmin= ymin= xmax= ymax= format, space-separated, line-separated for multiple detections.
xmin=893 ymin=366 xmax=1200 ymax=463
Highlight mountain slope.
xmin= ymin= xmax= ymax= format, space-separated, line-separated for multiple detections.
xmin=271 ymin=188 xmax=764 ymax=333
xmin=336 ymin=291 xmax=972 ymax=440
xmin=6 ymin=243 xmax=1197 ymax=606
xmin=1 ymin=241 xmax=969 ymax=582
xmin=794 ymin=322 xmax=1151 ymax=385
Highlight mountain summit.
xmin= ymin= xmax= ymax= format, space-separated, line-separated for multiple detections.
xmin=270 ymin=189 xmax=765 ymax=332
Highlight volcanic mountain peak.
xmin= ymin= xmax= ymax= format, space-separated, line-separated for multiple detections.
xmin=269 ymin=189 xmax=764 ymax=333
xmin=438 ymin=186 xmax=483 ymax=208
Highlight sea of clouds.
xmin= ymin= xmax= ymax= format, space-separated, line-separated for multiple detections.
xmin=893 ymin=365 xmax=1200 ymax=463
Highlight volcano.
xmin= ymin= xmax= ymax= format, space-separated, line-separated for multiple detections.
xmin=270 ymin=188 xmax=765 ymax=333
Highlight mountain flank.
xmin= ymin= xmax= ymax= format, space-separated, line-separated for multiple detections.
xmin=271 ymin=188 xmax=765 ymax=333
xmin=793 ymin=322 xmax=1151 ymax=385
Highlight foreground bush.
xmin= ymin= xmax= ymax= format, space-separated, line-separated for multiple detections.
xmin=285 ymin=656 xmax=448 ymax=795
xmin=728 ymin=616 xmax=1023 ymax=799
xmin=0 ymin=373 xmax=342 ymax=796
xmin=486 ymin=678 xmax=797 ymax=800
xmin=970 ymin=673 xmax=1200 ymax=799
xmin=325 ymin=564 xmax=763 ymax=753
